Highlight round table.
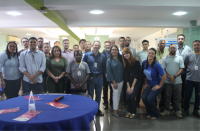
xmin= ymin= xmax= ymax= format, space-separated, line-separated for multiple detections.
xmin=0 ymin=94 xmax=98 ymax=130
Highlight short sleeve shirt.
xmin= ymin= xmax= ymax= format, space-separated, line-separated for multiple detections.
xmin=66 ymin=61 xmax=90 ymax=90
xmin=137 ymin=50 xmax=148 ymax=65
xmin=184 ymin=52 xmax=200 ymax=82
xmin=162 ymin=55 xmax=184 ymax=84
xmin=176 ymin=45 xmax=192 ymax=61
xmin=142 ymin=60 xmax=165 ymax=87
xmin=156 ymin=48 xmax=169 ymax=64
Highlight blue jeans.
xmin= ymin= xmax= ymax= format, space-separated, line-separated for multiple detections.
xmin=184 ymin=80 xmax=200 ymax=111
xmin=142 ymin=85 xmax=164 ymax=118
xmin=3 ymin=78 xmax=21 ymax=99
xmin=126 ymin=79 xmax=141 ymax=114
xmin=88 ymin=74 xmax=103 ymax=106
xmin=23 ymin=80 xmax=42 ymax=94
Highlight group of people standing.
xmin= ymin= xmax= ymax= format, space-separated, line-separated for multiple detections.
xmin=0 ymin=34 xmax=199 ymax=119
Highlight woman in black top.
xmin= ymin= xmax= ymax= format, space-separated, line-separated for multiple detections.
xmin=122 ymin=47 xmax=142 ymax=119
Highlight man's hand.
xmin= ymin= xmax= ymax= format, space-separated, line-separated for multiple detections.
xmin=32 ymin=78 xmax=38 ymax=84
xmin=78 ymin=83 xmax=84 ymax=90
xmin=113 ymin=83 xmax=118 ymax=90
xmin=0 ymin=79 xmax=6 ymax=89
xmin=28 ymin=75 xmax=36 ymax=81
xmin=168 ymin=76 xmax=175 ymax=83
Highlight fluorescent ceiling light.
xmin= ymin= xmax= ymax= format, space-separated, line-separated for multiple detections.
xmin=7 ymin=11 xmax=22 ymax=16
xmin=90 ymin=10 xmax=104 ymax=14
xmin=26 ymin=34 xmax=31 ymax=35
xmin=173 ymin=11 xmax=187 ymax=16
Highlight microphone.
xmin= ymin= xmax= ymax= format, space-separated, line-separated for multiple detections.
xmin=54 ymin=96 xmax=64 ymax=102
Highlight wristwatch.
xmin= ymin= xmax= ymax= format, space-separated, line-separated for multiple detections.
xmin=174 ymin=75 xmax=176 ymax=79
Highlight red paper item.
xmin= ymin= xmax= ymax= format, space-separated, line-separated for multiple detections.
xmin=46 ymin=102 xmax=69 ymax=109
xmin=0 ymin=107 xmax=20 ymax=114
xmin=13 ymin=110 xmax=42 ymax=122
xmin=24 ymin=96 xmax=42 ymax=101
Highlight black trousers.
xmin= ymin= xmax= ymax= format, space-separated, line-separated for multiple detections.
xmin=181 ymin=72 xmax=186 ymax=108
xmin=136 ymin=78 xmax=144 ymax=106
xmin=103 ymin=75 xmax=113 ymax=106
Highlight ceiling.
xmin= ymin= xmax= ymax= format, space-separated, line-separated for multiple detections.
xmin=0 ymin=0 xmax=199 ymax=41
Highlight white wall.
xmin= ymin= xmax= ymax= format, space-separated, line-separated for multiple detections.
xmin=135 ymin=28 xmax=177 ymax=52
xmin=0 ymin=33 xmax=8 ymax=53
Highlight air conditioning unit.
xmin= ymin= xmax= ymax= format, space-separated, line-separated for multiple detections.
xmin=6 ymin=36 xmax=20 ymax=44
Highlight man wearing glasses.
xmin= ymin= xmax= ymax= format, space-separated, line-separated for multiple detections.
xmin=160 ymin=44 xmax=184 ymax=118
xmin=102 ymin=41 xmax=113 ymax=109
xmin=18 ymin=38 xmax=29 ymax=55
xmin=19 ymin=37 xmax=46 ymax=94
xmin=83 ymin=41 xmax=106 ymax=116
xmin=109 ymin=39 xmax=115 ymax=47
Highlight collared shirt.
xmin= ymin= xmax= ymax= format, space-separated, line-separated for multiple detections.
xmin=66 ymin=61 xmax=90 ymax=90
xmin=119 ymin=47 xmax=123 ymax=55
xmin=106 ymin=57 xmax=123 ymax=83
xmin=137 ymin=50 xmax=148 ymax=65
xmin=162 ymin=55 xmax=184 ymax=84
xmin=156 ymin=48 xmax=169 ymax=64
xmin=129 ymin=46 xmax=137 ymax=57
xmin=62 ymin=49 xmax=75 ymax=65
xmin=81 ymin=51 xmax=86 ymax=61
xmin=184 ymin=52 xmax=200 ymax=82
xmin=176 ymin=45 xmax=192 ymax=61
xmin=82 ymin=51 xmax=106 ymax=74
xmin=0 ymin=51 xmax=20 ymax=80
xmin=19 ymin=49 xmax=46 ymax=84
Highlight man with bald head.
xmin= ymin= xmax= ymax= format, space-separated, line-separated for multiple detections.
xmin=66 ymin=50 xmax=90 ymax=94
xmin=109 ymin=39 xmax=115 ymax=47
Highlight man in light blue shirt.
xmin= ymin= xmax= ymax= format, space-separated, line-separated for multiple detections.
xmin=176 ymin=34 xmax=192 ymax=109
xmin=125 ymin=36 xmax=137 ymax=57
xmin=19 ymin=37 xmax=46 ymax=94
xmin=136 ymin=39 xmax=149 ymax=107
xmin=137 ymin=40 xmax=149 ymax=65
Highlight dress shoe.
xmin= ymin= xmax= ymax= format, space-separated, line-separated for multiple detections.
xmin=193 ymin=110 xmax=200 ymax=118
xmin=159 ymin=108 xmax=164 ymax=112
xmin=96 ymin=109 xmax=104 ymax=116
xmin=182 ymin=110 xmax=189 ymax=116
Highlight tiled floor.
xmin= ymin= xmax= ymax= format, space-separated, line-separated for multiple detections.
xmin=90 ymin=103 xmax=200 ymax=131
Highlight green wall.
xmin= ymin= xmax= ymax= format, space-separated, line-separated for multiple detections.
xmin=59 ymin=35 xmax=79 ymax=50
xmin=183 ymin=26 xmax=200 ymax=49
xmin=0 ymin=34 xmax=7 ymax=53
xmin=85 ymin=35 xmax=109 ymax=52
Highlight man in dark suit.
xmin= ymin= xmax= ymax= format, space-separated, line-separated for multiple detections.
xmin=102 ymin=41 xmax=113 ymax=109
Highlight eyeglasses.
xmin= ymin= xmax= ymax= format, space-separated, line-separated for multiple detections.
xmin=111 ymin=49 xmax=118 ymax=52
xmin=23 ymin=41 xmax=28 ymax=43
xmin=169 ymin=47 xmax=176 ymax=50
xmin=9 ymin=45 xmax=16 ymax=48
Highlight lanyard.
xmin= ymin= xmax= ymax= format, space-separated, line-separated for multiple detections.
xmin=106 ymin=51 xmax=110 ymax=58
xmin=159 ymin=50 xmax=164 ymax=59
xmin=74 ymin=60 xmax=82 ymax=68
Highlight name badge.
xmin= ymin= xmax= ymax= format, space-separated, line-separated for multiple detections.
xmin=94 ymin=63 xmax=97 ymax=67
xmin=159 ymin=60 xmax=162 ymax=64
xmin=77 ymin=71 xmax=81 ymax=76
xmin=195 ymin=65 xmax=198 ymax=70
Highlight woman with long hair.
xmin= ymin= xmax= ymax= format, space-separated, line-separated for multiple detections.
xmin=142 ymin=48 xmax=166 ymax=119
xmin=46 ymin=46 xmax=68 ymax=93
xmin=122 ymin=47 xmax=142 ymax=119
xmin=0 ymin=41 xmax=21 ymax=99
xmin=106 ymin=45 xmax=123 ymax=117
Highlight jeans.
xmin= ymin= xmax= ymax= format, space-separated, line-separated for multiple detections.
xmin=111 ymin=81 xmax=124 ymax=110
xmin=184 ymin=80 xmax=200 ymax=111
xmin=3 ymin=78 xmax=21 ymax=99
xmin=23 ymin=80 xmax=42 ymax=94
xmin=164 ymin=83 xmax=182 ymax=111
xmin=126 ymin=79 xmax=141 ymax=114
xmin=88 ymin=74 xmax=103 ymax=106
xmin=142 ymin=85 xmax=164 ymax=118
xmin=136 ymin=78 xmax=143 ymax=106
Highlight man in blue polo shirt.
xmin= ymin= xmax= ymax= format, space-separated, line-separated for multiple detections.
xmin=83 ymin=41 xmax=106 ymax=116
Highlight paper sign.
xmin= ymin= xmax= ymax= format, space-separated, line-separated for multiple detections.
xmin=0 ymin=107 xmax=20 ymax=114
xmin=46 ymin=102 xmax=69 ymax=109
xmin=29 ymin=91 xmax=36 ymax=111
xmin=24 ymin=96 xmax=41 ymax=101
xmin=13 ymin=110 xmax=42 ymax=122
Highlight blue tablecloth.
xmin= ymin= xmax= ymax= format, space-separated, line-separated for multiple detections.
xmin=0 ymin=94 xmax=98 ymax=130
